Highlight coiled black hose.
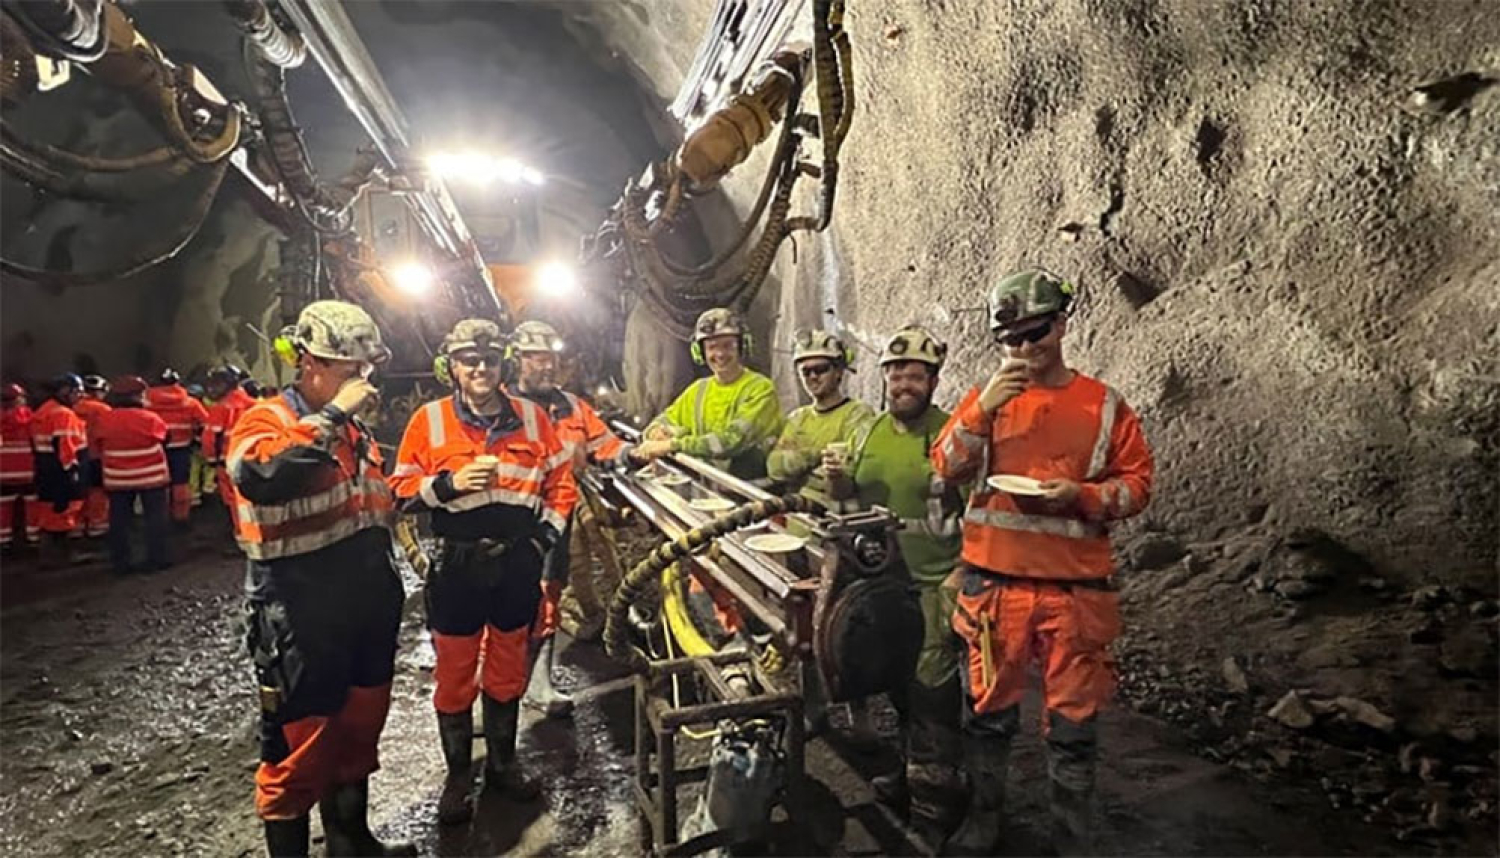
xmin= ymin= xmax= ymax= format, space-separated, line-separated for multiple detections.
xmin=604 ymin=493 xmax=817 ymax=673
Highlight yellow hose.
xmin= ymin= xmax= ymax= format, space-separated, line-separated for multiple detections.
xmin=661 ymin=562 xmax=718 ymax=658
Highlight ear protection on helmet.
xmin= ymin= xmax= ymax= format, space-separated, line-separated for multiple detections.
xmin=273 ymin=330 xmax=298 ymax=367
xmin=433 ymin=346 xmax=516 ymax=387
xmin=691 ymin=333 xmax=753 ymax=365
xmin=433 ymin=353 xmax=453 ymax=387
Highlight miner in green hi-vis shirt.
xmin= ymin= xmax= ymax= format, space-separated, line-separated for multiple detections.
xmin=827 ymin=325 xmax=967 ymax=845
xmin=635 ymin=308 xmax=785 ymax=481
xmin=767 ymin=329 xmax=874 ymax=497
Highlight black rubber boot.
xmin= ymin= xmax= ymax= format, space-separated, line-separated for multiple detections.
xmin=319 ymin=778 xmax=417 ymax=857
xmin=482 ymin=693 xmax=541 ymax=801
xmin=943 ymin=732 xmax=1011 ymax=856
xmin=437 ymin=709 xmax=475 ymax=825
xmin=262 ymin=816 xmax=309 ymax=857
xmin=1046 ymin=712 xmax=1098 ymax=857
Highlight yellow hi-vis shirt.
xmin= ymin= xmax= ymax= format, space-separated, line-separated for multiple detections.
xmin=647 ymin=370 xmax=785 ymax=479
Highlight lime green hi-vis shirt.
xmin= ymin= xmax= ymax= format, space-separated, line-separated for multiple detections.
xmin=767 ymin=398 xmax=876 ymax=493
xmin=647 ymin=370 xmax=785 ymax=480
xmin=848 ymin=406 xmax=965 ymax=585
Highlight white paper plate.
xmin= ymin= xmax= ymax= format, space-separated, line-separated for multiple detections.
xmin=744 ymin=533 xmax=806 ymax=553
xmin=986 ymin=474 xmax=1047 ymax=496
xmin=689 ymin=497 xmax=735 ymax=513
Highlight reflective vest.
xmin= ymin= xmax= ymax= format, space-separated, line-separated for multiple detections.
xmin=932 ymin=373 xmax=1154 ymax=581
xmin=202 ymin=387 xmax=256 ymax=464
xmin=147 ymin=384 xmax=209 ymax=449
xmin=73 ymin=397 xmax=112 ymax=449
xmin=31 ymin=400 xmax=87 ymax=470
xmin=1 ymin=405 xmax=34 ymax=486
xmin=512 ymin=387 xmax=625 ymax=466
xmin=645 ymin=369 xmax=784 ymax=478
xmin=94 ymin=408 xmax=170 ymax=490
xmin=227 ymin=393 xmax=394 ymax=561
xmin=390 ymin=394 xmax=578 ymax=536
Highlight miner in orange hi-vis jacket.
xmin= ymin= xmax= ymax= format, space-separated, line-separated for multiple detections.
xmin=31 ymin=373 xmax=92 ymax=568
xmin=390 ymin=318 xmax=578 ymax=828
xmin=506 ymin=319 xmax=632 ymax=720
xmin=932 ymin=269 xmax=1154 ymax=857
xmin=146 ymin=368 xmax=209 ymax=525
xmin=73 ymin=375 xmax=113 ymax=539
xmin=0 ymin=382 xmax=40 ymax=550
xmin=201 ymin=365 xmax=257 ymax=528
xmin=226 ymin=300 xmax=413 ymax=858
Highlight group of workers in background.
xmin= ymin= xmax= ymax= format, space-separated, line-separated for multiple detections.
xmin=5 ymin=263 xmax=1153 ymax=858
xmin=0 ymin=366 xmax=265 ymax=574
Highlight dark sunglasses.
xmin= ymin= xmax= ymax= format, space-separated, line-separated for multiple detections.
xmin=997 ymin=318 xmax=1055 ymax=348
xmin=453 ymin=350 xmax=504 ymax=369
xmin=799 ymin=362 xmax=836 ymax=379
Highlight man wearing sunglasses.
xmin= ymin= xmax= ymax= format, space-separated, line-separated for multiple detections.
xmin=767 ymin=329 xmax=873 ymax=496
xmin=390 ymin=318 xmax=578 ymax=828
xmin=933 ymin=269 xmax=1155 ymax=856
xmin=226 ymin=300 xmax=411 ymax=857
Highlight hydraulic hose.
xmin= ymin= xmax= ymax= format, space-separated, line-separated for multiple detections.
xmin=222 ymin=0 xmax=305 ymax=69
xmin=604 ymin=493 xmax=817 ymax=673
xmin=5 ymin=0 xmax=107 ymax=63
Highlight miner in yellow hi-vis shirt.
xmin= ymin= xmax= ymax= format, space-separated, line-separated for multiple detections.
xmin=634 ymin=308 xmax=785 ymax=481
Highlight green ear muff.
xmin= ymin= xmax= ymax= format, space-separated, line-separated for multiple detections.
xmin=690 ymin=341 xmax=705 ymax=365
xmin=433 ymin=354 xmax=452 ymax=387
xmin=273 ymin=336 xmax=299 ymax=368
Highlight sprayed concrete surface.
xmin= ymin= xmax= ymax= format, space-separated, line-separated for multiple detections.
xmin=0 ymin=523 xmax=1440 ymax=857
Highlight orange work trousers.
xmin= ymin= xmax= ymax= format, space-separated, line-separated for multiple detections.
xmin=83 ymin=487 xmax=109 ymax=537
xmin=255 ymin=684 xmax=392 ymax=819
xmin=0 ymin=492 xmax=40 ymax=544
xmin=36 ymin=500 xmax=81 ymax=535
xmin=952 ymin=569 xmax=1120 ymax=728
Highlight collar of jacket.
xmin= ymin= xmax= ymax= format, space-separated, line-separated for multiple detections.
xmin=511 ymin=385 xmax=573 ymax=421
xmin=452 ymin=391 xmax=523 ymax=443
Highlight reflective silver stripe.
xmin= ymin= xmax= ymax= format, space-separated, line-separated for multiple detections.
xmin=1097 ymin=483 xmax=1115 ymax=515
xmin=518 ymin=399 xmax=540 ymax=443
xmin=1113 ymin=481 xmax=1133 ymax=516
xmin=423 ymin=401 xmax=446 ymax=448
xmin=442 ymin=486 xmax=540 ymax=513
xmin=239 ymin=514 xmax=393 ymax=560
xmin=107 ymin=475 xmax=169 ymax=488
xmin=497 ymin=460 xmax=543 ymax=481
xmin=110 ymin=446 xmax=162 ymax=456
xmin=165 ymin=442 xmax=192 ymax=449
xmin=1086 ymin=386 xmax=1120 ymax=480
xmin=418 ymin=475 xmax=441 ymax=508
xmin=542 ymin=507 xmax=566 ymax=533
xmin=954 ymin=424 xmax=986 ymax=456
xmin=692 ymin=380 xmax=709 ymax=435
xmin=704 ymin=433 xmax=727 ymax=455
xmin=227 ymin=432 xmax=281 ymax=475
xmin=543 ymin=450 xmax=571 ymax=472
xmin=0 ymin=470 xmax=32 ymax=480
xmin=105 ymin=465 xmax=170 ymax=478
xmin=391 ymin=463 xmax=422 ymax=477
xmin=586 ymin=434 xmax=610 ymax=452
xmin=239 ymin=481 xmax=356 ymax=526
xmin=965 ymin=507 xmax=1106 ymax=540
xmin=1 ymin=443 xmax=30 ymax=452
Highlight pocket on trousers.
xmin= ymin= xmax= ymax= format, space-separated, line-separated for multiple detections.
xmin=951 ymin=569 xmax=994 ymax=644
xmin=247 ymin=600 xmax=304 ymax=718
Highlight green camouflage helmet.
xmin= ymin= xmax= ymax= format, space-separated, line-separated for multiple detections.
xmin=880 ymin=326 xmax=948 ymax=369
xmin=792 ymin=329 xmax=851 ymax=365
xmin=441 ymin=318 xmax=504 ymax=355
xmin=288 ymin=300 xmax=391 ymax=364
xmin=988 ymin=268 xmax=1076 ymax=331
xmin=693 ymin=308 xmax=747 ymax=343
xmin=511 ymin=320 xmax=563 ymax=354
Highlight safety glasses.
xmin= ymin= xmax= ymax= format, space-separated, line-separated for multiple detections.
xmin=997 ymin=317 xmax=1055 ymax=348
xmin=799 ymin=362 xmax=836 ymax=379
xmin=453 ymin=350 xmax=503 ymax=369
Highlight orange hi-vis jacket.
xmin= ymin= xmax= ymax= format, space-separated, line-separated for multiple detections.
xmin=93 ymin=407 xmax=170 ymax=490
xmin=147 ymin=383 xmax=209 ymax=449
xmin=73 ymin=397 xmax=112 ymax=448
xmin=391 ymin=393 xmax=578 ymax=542
xmin=932 ymin=372 xmax=1154 ymax=581
xmin=31 ymin=400 xmax=87 ymax=471
xmin=226 ymin=389 xmax=394 ymax=561
xmin=202 ymin=387 xmax=256 ymax=465
xmin=1 ymin=404 xmax=34 ymax=486
xmin=511 ymin=387 xmax=627 ymax=466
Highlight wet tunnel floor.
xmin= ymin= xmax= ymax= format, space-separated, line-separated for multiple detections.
xmin=0 ymin=519 xmax=1414 ymax=857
